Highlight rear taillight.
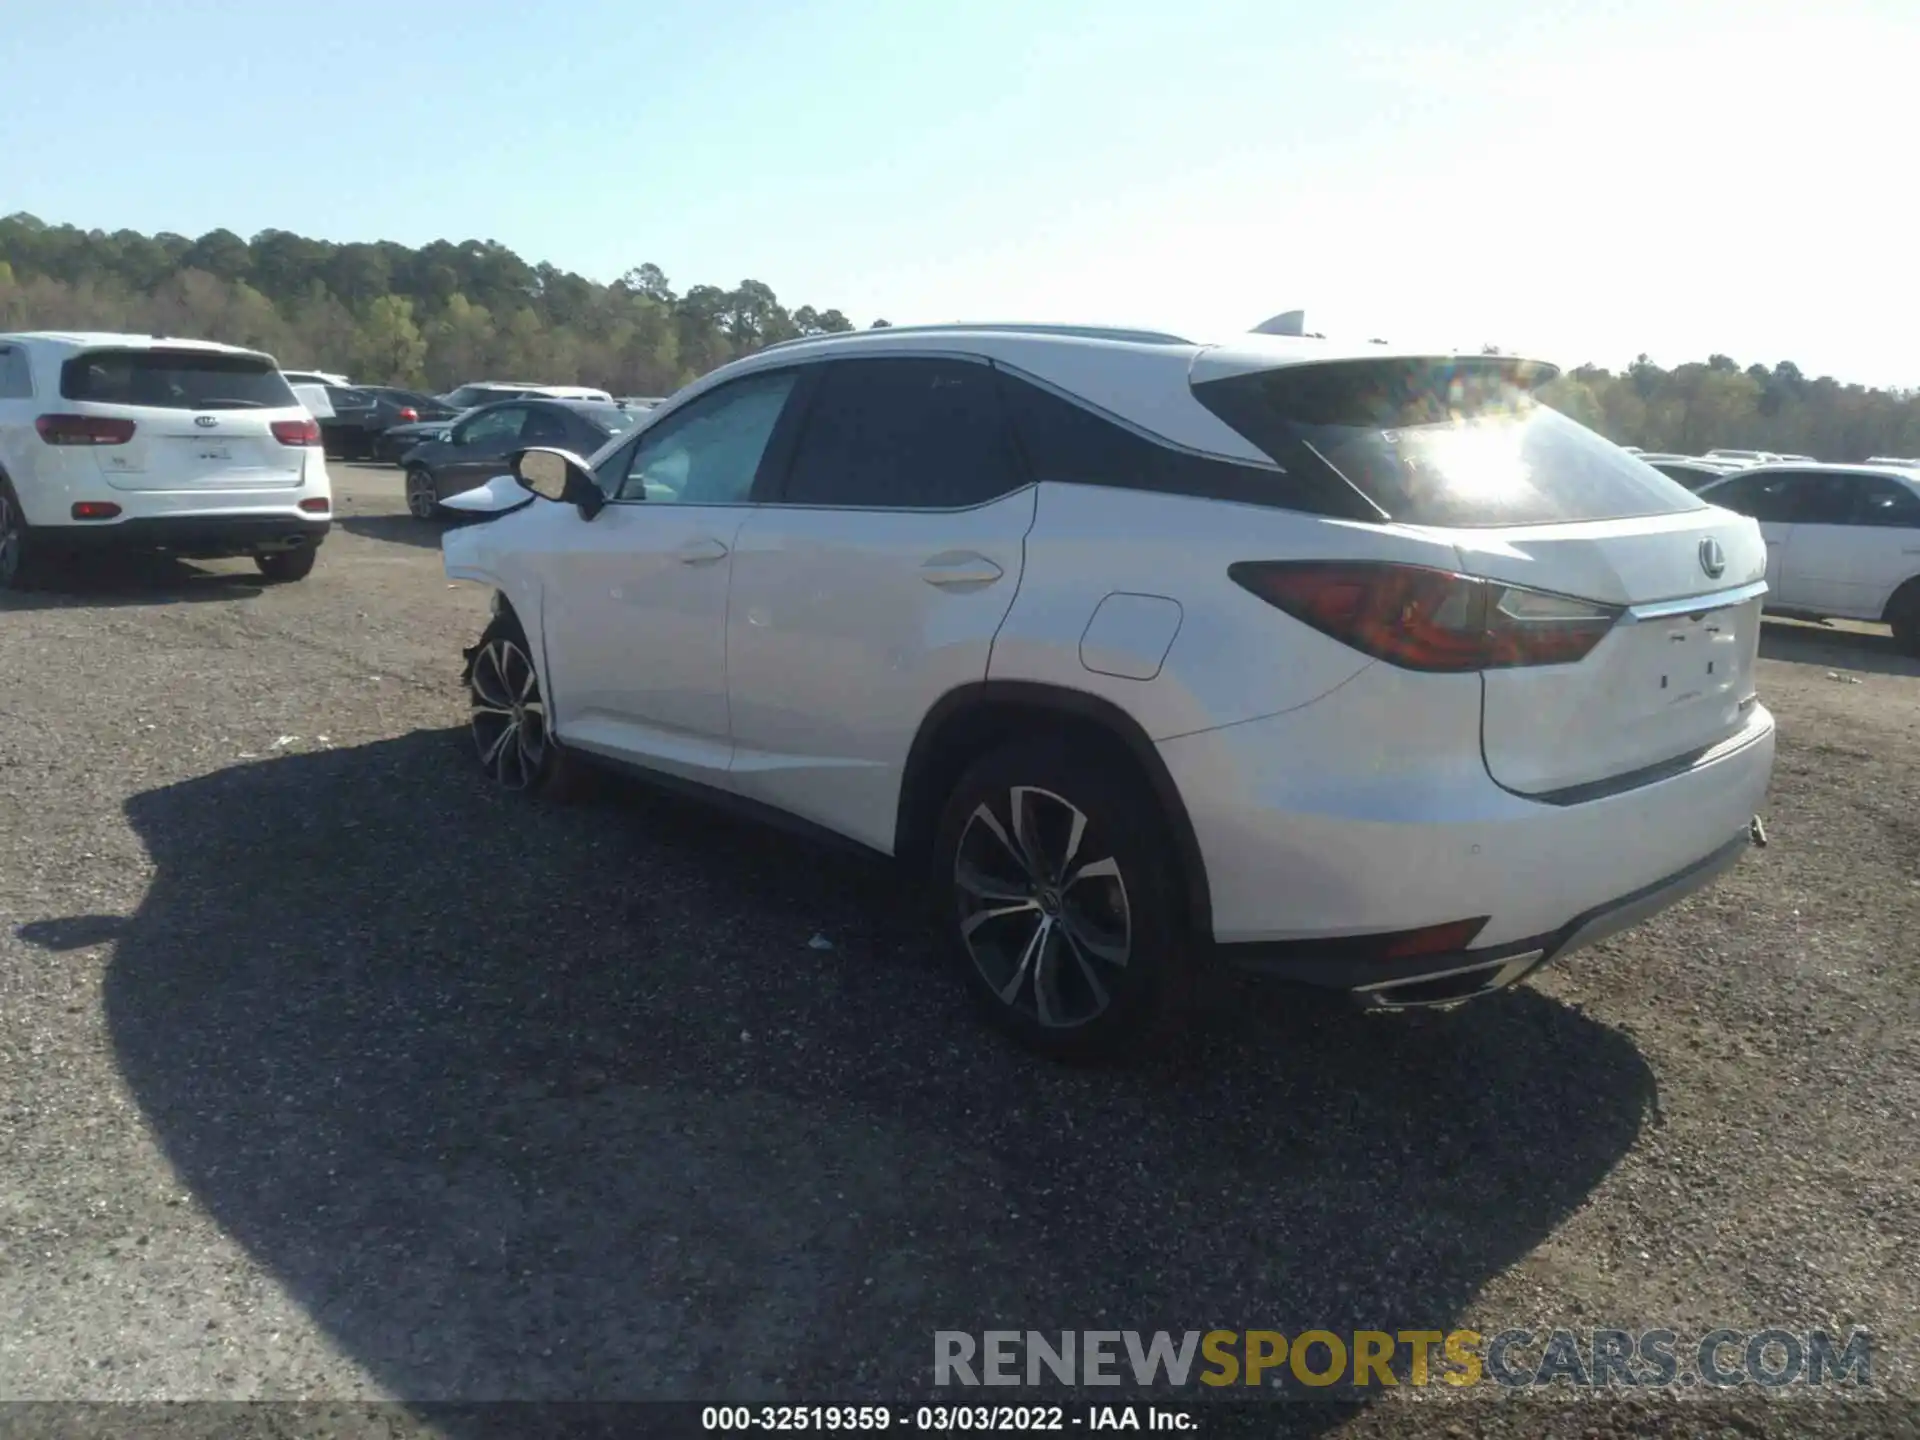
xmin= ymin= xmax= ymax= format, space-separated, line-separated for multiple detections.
xmin=70 ymin=501 xmax=123 ymax=520
xmin=1230 ymin=561 xmax=1622 ymax=671
xmin=396 ymin=407 xmax=418 ymax=422
xmin=36 ymin=414 xmax=136 ymax=446
xmin=272 ymin=418 xmax=323 ymax=446
xmin=299 ymin=497 xmax=331 ymax=514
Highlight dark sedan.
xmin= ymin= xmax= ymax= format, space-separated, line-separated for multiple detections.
xmin=402 ymin=399 xmax=643 ymax=518
xmin=322 ymin=386 xmax=461 ymax=461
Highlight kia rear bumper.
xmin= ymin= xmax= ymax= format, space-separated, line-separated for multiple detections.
xmin=49 ymin=514 xmax=330 ymax=559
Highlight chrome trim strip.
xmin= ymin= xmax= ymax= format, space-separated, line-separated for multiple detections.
xmin=1623 ymin=579 xmax=1768 ymax=623
xmin=1352 ymin=948 xmax=1545 ymax=995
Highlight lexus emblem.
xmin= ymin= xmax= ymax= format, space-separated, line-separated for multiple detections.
xmin=193 ymin=415 xmax=219 ymax=429
xmin=1699 ymin=537 xmax=1727 ymax=579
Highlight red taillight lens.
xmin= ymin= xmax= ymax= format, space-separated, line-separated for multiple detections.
xmin=299 ymin=497 xmax=331 ymax=514
xmin=396 ymin=407 xmax=418 ymax=422
xmin=1230 ymin=561 xmax=1621 ymax=672
xmin=37 ymin=414 xmax=136 ymax=446
xmin=272 ymin=418 xmax=322 ymax=446
xmin=70 ymin=501 xmax=123 ymax=520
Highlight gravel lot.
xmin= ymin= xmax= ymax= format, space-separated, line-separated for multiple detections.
xmin=1 ymin=464 xmax=1915 ymax=1438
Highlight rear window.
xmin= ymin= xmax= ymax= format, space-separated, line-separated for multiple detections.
xmin=1193 ymin=357 xmax=1704 ymax=528
xmin=576 ymin=403 xmax=642 ymax=435
xmin=61 ymin=349 xmax=298 ymax=411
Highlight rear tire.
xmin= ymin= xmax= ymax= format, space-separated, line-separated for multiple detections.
xmin=0 ymin=480 xmax=38 ymax=590
xmin=255 ymin=546 xmax=318 ymax=583
xmin=931 ymin=736 xmax=1192 ymax=1061
xmin=406 ymin=467 xmax=439 ymax=520
xmin=1889 ymin=583 xmax=1920 ymax=656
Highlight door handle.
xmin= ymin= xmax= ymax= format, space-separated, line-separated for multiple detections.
xmin=920 ymin=552 xmax=1004 ymax=588
xmin=676 ymin=537 xmax=730 ymax=565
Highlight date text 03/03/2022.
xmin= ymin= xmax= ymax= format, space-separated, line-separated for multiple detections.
xmin=700 ymin=1404 xmax=1192 ymax=1431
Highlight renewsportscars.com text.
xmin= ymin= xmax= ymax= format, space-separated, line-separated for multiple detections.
xmin=934 ymin=1328 xmax=1873 ymax=1392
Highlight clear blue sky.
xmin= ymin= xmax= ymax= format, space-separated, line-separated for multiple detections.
xmin=4 ymin=0 xmax=1915 ymax=385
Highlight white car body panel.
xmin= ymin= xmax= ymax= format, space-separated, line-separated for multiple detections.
xmin=725 ymin=489 xmax=1038 ymax=852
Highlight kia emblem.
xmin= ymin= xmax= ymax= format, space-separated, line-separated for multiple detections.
xmin=194 ymin=415 xmax=219 ymax=428
xmin=1699 ymin=537 xmax=1727 ymax=579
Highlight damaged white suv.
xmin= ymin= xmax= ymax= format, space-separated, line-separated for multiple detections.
xmin=441 ymin=323 xmax=1775 ymax=1057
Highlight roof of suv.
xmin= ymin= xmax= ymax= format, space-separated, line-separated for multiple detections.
xmin=750 ymin=322 xmax=1526 ymax=375
xmin=0 ymin=331 xmax=265 ymax=357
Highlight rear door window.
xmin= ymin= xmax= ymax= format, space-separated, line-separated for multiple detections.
xmin=0 ymin=345 xmax=32 ymax=398
xmin=455 ymin=405 xmax=529 ymax=448
xmin=60 ymin=349 xmax=298 ymax=410
xmin=1848 ymin=476 xmax=1920 ymax=528
xmin=781 ymin=357 xmax=1024 ymax=509
xmin=1702 ymin=471 xmax=1798 ymax=522
xmin=1192 ymin=356 xmax=1704 ymax=528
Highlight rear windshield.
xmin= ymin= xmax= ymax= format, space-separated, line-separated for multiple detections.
xmin=443 ymin=385 xmax=524 ymax=408
xmin=61 ymin=349 xmax=298 ymax=411
xmin=1193 ymin=357 xmax=1703 ymax=528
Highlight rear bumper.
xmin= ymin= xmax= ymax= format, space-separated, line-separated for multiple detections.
xmin=45 ymin=514 xmax=330 ymax=559
xmin=1158 ymin=659 xmax=1775 ymax=997
xmin=1223 ymin=826 xmax=1756 ymax=1007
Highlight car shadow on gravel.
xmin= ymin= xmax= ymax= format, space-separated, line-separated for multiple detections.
xmin=337 ymin=513 xmax=468 ymax=550
xmin=1759 ymin=617 xmax=1920 ymax=678
xmin=95 ymin=731 xmax=1654 ymax=1428
xmin=0 ymin=554 xmax=266 ymax=609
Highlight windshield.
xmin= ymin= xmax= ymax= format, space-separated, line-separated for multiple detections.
xmin=1193 ymin=356 xmax=1704 ymax=528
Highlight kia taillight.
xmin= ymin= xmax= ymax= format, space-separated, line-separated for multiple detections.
xmin=70 ymin=501 xmax=123 ymax=520
xmin=36 ymin=414 xmax=136 ymax=446
xmin=396 ymin=407 xmax=418 ymax=422
xmin=1229 ymin=560 xmax=1621 ymax=671
xmin=272 ymin=418 xmax=322 ymax=446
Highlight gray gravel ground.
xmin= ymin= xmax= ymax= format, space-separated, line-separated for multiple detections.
xmin=0 ymin=466 xmax=1915 ymax=1439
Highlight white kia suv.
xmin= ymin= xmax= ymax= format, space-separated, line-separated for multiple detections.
xmin=440 ymin=323 xmax=1776 ymax=1057
xmin=0 ymin=332 xmax=333 ymax=588
xmin=1693 ymin=462 xmax=1920 ymax=653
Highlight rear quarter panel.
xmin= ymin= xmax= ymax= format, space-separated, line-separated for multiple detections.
xmin=986 ymin=484 xmax=1468 ymax=739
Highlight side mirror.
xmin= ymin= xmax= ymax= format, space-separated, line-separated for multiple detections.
xmin=512 ymin=447 xmax=605 ymax=519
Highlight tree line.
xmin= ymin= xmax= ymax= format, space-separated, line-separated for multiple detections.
xmin=0 ymin=213 xmax=883 ymax=398
xmin=2 ymin=213 xmax=1916 ymax=459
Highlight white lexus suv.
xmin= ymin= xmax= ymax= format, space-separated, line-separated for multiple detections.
xmin=441 ymin=323 xmax=1776 ymax=1057
xmin=0 ymin=332 xmax=333 ymax=588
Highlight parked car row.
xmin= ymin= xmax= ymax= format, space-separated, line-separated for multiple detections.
xmin=401 ymin=397 xmax=645 ymax=518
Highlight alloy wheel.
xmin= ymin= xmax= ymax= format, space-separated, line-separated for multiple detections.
xmin=468 ymin=636 xmax=548 ymax=790
xmin=953 ymin=785 xmax=1132 ymax=1029
xmin=406 ymin=469 xmax=437 ymax=519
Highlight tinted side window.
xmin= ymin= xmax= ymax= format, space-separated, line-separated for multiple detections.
xmin=1704 ymin=472 xmax=1796 ymax=522
xmin=0 ymin=346 xmax=33 ymax=398
xmin=1780 ymin=472 xmax=1856 ymax=525
xmin=782 ymin=358 xmax=1023 ymax=509
xmin=999 ymin=368 xmax=1375 ymax=520
xmin=520 ymin=406 xmax=572 ymax=445
xmin=456 ymin=405 xmax=528 ymax=448
xmin=1847 ymin=476 xmax=1920 ymax=527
